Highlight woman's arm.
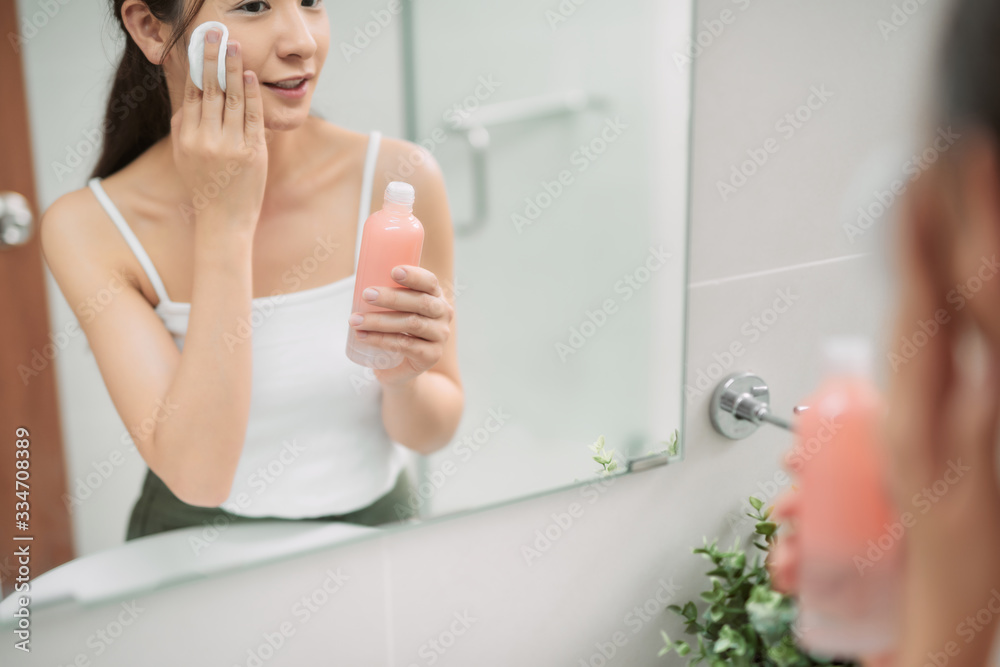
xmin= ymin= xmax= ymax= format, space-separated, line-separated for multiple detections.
xmin=41 ymin=195 xmax=258 ymax=507
xmin=363 ymin=140 xmax=465 ymax=454
xmin=149 ymin=219 xmax=259 ymax=505
xmin=382 ymin=370 xmax=464 ymax=455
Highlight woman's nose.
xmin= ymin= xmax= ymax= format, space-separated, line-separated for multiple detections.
xmin=273 ymin=6 xmax=318 ymax=59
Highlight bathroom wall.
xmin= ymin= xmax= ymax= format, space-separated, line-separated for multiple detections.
xmin=9 ymin=0 xmax=963 ymax=666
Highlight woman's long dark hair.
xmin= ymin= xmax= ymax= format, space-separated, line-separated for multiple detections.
xmin=89 ymin=0 xmax=207 ymax=181
xmin=937 ymin=0 xmax=1000 ymax=135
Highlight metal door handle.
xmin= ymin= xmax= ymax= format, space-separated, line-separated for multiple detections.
xmin=0 ymin=191 xmax=34 ymax=248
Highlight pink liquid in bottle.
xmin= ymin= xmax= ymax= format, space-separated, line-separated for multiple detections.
xmin=794 ymin=337 xmax=901 ymax=659
xmin=346 ymin=181 xmax=424 ymax=369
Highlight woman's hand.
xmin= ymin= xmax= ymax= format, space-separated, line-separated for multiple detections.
xmin=349 ymin=265 xmax=454 ymax=388
xmin=767 ymin=474 xmax=898 ymax=666
xmin=766 ymin=488 xmax=800 ymax=598
xmin=171 ymin=27 xmax=268 ymax=235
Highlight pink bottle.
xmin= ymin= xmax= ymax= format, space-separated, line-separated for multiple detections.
xmin=793 ymin=337 xmax=900 ymax=658
xmin=346 ymin=181 xmax=424 ymax=369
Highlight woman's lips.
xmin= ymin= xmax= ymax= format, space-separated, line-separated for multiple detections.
xmin=262 ymin=79 xmax=308 ymax=97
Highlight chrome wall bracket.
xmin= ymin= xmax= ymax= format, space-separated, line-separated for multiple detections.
xmin=445 ymin=90 xmax=610 ymax=236
xmin=709 ymin=372 xmax=806 ymax=439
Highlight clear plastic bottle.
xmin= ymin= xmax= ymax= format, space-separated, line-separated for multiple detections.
xmin=346 ymin=181 xmax=424 ymax=369
xmin=794 ymin=336 xmax=901 ymax=658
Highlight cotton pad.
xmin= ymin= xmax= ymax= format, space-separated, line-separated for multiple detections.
xmin=188 ymin=20 xmax=229 ymax=92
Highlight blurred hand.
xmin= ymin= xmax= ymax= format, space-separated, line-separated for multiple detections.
xmin=767 ymin=487 xmax=895 ymax=666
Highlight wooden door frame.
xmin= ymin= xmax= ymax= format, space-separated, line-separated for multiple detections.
xmin=0 ymin=0 xmax=75 ymax=601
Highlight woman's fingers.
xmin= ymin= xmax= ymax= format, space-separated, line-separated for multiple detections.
xmin=361 ymin=284 xmax=450 ymax=320
xmin=222 ymin=40 xmax=244 ymax=141
xmin=200 ymin=28 xmax=224 ymax=131
xmin=243 ymin=69 xmax=265 ymax=150
xmin=356 ymin=331 xmax=436 ymax=366
xmin=352 ymin=311 xmax=447 ymax=342
xmin=181 ymin=40 xmax=203 ymax=134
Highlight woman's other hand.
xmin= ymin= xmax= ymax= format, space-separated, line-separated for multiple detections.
xmin=348 ymin=264 xmax=454 ymax=388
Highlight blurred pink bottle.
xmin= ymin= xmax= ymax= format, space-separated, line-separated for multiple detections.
xmin=793 ymin=337 xmax=901 ymax=659
xmin=346 ymin=181 xmax=424 ymax=369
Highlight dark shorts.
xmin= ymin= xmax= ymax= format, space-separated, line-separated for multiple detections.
xmin=125 ymin=467 xmax=418 ymax=542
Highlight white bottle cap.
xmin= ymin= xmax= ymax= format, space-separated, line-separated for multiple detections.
xmin=822 ymin=336 xmax=874 ymax=377
xmin=385 ymin=181 xmax=415 ymax=206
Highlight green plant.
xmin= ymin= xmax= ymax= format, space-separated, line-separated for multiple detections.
xmin=589 ymin=429 xmax=680 ymax=476
xmin=662 ymin=429 xmax=680 ymax=458
xmin=657 ymin=496 xmax=857 ymax=666
xmin=590 ymin=435 xmax=619 ymax=474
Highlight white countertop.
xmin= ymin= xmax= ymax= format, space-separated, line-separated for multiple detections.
xmin=0 ymin=520 xmax=381 ymax=623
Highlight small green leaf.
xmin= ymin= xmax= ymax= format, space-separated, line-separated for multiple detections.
xmin=755 ymin=521 xmax=777 ymax=537
xmin=749 ymin=496 xmax=764 ymax=511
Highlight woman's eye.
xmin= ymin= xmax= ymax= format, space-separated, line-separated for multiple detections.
xmin=235 ymin=0 xmax=321 ymax=13
xmin=236 ymin=1 xmax=268 ymax=13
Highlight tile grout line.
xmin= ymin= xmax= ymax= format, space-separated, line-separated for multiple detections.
xmin=687 ymin=252 xmax=871 ymax=289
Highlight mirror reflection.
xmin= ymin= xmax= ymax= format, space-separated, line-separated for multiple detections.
xmin=3 ymin=0 xmax=690 ymax=601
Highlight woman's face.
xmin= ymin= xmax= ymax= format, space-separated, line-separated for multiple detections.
xmin=169 ymin=0 xmax=330 ymax=131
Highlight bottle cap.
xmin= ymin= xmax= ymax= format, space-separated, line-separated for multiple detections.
xmin=385 ymin=181 xmax=415 ymax=206
xmin=822 ymin=336 xmax=874 ymax=377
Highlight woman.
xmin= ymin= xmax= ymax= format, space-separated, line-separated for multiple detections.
xmin=39 ymin=0 xmax=464 ymax=539
xmin=768 ymin=0 xmax=1000 ymax=664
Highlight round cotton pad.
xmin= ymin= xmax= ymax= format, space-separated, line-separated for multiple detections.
xmin=188 ymin=21 xmax=229 ymax=92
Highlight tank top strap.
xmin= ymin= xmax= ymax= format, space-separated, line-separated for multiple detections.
xmin=356 ymin=131 xmax=382 ymax=267
xmin=87 ymin=177 xmax=173 ymax=307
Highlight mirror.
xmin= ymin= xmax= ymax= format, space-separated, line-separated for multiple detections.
xmin=400 ymin=0 xmax=691 ymax=516
xmin=5 ymin=0 xmax=692 ymax=599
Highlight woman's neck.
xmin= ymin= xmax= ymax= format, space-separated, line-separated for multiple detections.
xmin=261 ymin=116 xmax=317 ymax=190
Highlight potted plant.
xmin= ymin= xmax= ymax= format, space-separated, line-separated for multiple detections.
xmin=657 ymin=496 xmax=857 ymax=666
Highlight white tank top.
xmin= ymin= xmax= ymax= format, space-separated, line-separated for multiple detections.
xmin=86 ymin=130 xmax=408 ymax=518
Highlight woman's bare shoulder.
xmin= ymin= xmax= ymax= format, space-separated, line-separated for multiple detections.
xmin=39 ymin=176 xmax=147 ymax=298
